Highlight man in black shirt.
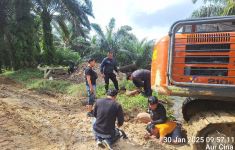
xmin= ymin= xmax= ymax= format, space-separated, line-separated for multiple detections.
xmin=145 ymin=96 xmax=167 ymax=133
xmin=85 ymin=58 xmax=98 ymax=117
xmin=127 ymin=69 xmax=152 ymax=97
xmin=100 ymin=51 xmax=119 ymax=93
xmin=93 ymin=89 xmax=124 ymax=149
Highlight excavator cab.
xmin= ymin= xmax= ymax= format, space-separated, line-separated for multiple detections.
xmin=151 ymin=16 xmax=235 ymax=149
xmin=151 ymin=16 xmax=235 ymax=99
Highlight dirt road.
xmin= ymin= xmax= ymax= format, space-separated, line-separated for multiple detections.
xmin=0 ymin=77 xmax=189 ymax=150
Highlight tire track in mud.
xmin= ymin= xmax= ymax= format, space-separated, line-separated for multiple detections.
xmin=0 ymin=84 xmax=73 ymax=149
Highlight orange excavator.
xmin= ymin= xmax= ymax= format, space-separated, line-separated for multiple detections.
xmin=151 ymin=16 xmax=235 ymax=149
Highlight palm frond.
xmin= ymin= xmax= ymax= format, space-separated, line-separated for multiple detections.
xmin=223 ymin=0 xmax=235 ymax=15
xmin=192 ymin=4 xmax=224 ymax=17
xmin=91 ymin=23 xmax=105 ymax=39
xmin=108 ymin=18 xmax=115 ymax=32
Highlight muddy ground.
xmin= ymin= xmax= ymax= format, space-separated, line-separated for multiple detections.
xmin=0 ymin=77 xmax=191 ymax=150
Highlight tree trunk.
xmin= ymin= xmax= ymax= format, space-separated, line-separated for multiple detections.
xmin=0 ymin=29 xmax=3 ymax=73
xmin=41 ymin=10 xmax=55 ymax=65
xmin=0 ymin=1 xmax=8 ymax=73
xmin=118 ymin=64 xmax=138 ymax=73
xmin=14 ymin=0 xmax=37 ymax=70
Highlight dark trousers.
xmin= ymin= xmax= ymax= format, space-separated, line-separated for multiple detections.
xmin=94 ymin=128 xmax=121 ymax=147
xmin=104 ymin=73 xmax=119 ymax=91
xmin=143 ymin=79 xmax=152 ymax=97
xmin=133 ymin=79 xmax=152 ymax=97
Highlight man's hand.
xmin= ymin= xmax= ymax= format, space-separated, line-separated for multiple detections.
xmin=146 ymin=123 xmax=155 ymax=134
xmin=159 ymin=137 xmax=164 ymax=143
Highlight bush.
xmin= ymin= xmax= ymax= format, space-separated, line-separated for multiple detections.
xmin=54 ymin=48 xmax=81 ymax=65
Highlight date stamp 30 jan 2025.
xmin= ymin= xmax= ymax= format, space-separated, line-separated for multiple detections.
xmin=163 ymin=136 xmax=234 ymax=150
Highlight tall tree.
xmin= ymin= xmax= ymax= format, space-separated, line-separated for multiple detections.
xmin=91 ymin=18 xmax=154 ymax=67
xmin=32 ymin=0 xmax=93 ymax=64
xmin=192 ymin=0 xmax=235 ymax=17
xmin=52 ymin=16 xmax=91 ymax=57
xmin=0 ymin=0 xmax=10 ymax=72
xmin=12 ymin=0 xmax=39 ymax=70
xmin=91 ymin=18 xmax=136 ymax=54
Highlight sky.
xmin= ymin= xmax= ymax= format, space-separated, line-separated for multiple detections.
xmin=89 ymin=0 xmax=203 ymax=41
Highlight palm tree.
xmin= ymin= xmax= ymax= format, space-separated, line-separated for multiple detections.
xmin=91 ymin=18 xmax=138 ymax=54
xmin=91 ymin=18 xmax=118 ymax=52
xmin=32 ymin=0 xmax=93 ymax=64
xmin=0 ymin=0 xmax=10 ymax=72
xmin=192 ymin=4 xmax=224 ymax=17
xmin=91 ymin=18 xmax=154 ymax=68
xmin=52 ymin=16 xmax=92 ymax=58
xmin=192 ymin=0 xmax=235 ymax=17
xmin=12 ymin=0 xmax=40 ymax=70
xmin=223 ymin=0 xmax=235 ymax=14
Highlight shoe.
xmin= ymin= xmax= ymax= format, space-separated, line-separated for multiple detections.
xmin=87 ymin=112 xmax=94 ymax=117
xmin=97 ymin=140 xmax=105 ymax=148
xmin=102 ymin=140 xmax=113 ymax=150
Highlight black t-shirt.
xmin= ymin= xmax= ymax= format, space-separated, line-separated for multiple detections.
xmin=93 ymin=98 xmax=124 ymax=135
xmin=149 ymin=103 xmax=167 ymax=125
xmin=132 ymin=69 xmax=151 ymax=81
xmin=85 ymin=66 xmax=98 ymax=85
xmin=131 ymin=69 xmax=150 ymax=88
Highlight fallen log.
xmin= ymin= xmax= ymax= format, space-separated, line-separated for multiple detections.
xmin=37 ymin=65 xmax=68 ymax=79
xmin=118 ymin=64 xmax=137 ymax=73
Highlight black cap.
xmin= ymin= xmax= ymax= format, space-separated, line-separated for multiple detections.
xmin=88 ymin=58 xmax=95 ymax=63
xmin=148 ymin=96 xmax=158 ymax=105
xmin=107 ymin=89 xmax=118 ymax=97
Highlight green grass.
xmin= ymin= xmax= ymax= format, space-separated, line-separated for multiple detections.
xmin=3 ymin=69 xmax=43 ymax=84
xmin=95 ymin=80 xmax=174 ymax=119
xmin=1 ymin=69 xmax=174 ymax=118
xmin=2 ymin=69 xmax=87 ymax=97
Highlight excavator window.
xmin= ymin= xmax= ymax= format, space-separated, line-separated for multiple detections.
xmin=179 ymin=22 xmax=235 ymax=34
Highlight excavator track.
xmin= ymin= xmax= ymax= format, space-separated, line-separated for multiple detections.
xmin=184 ymin=111 xmax=235 ymax=150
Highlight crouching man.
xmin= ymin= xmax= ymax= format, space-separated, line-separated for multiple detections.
xmin=145 ymin=96 xmax=183 ymax=144
xmin=126 ymin=69 xmax=152 ymax=97
xmin=93 ymin=89 xmax=125 ymax=150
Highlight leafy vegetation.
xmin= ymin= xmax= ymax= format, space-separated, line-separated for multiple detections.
xmin=192 ymin=0 xmax=235 ymax=17
xmin=0 ymin=0 xmax=153 ymax=73
xmin=0 ymin=0 xmax=199 ymax=120
xmin=1 ymin=69 xmax=174 ymax=118
xmin=0 ymin=0 xmax=92 ymax=72
xmin=55 ymin=48 xmax=81 ymax=65
xmin=91 ymin=18 xmax=154 ymax=67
